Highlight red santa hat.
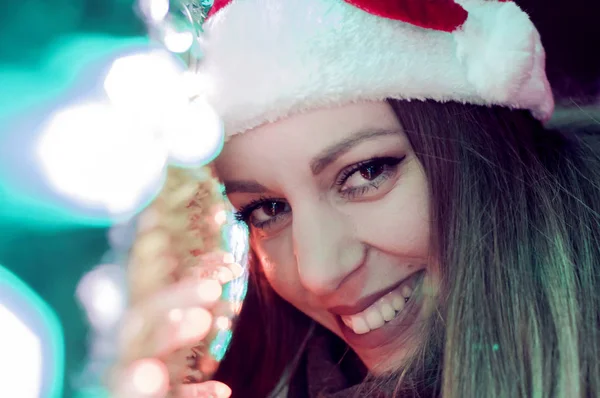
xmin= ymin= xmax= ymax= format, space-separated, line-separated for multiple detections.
xmin=196 ymin=0 xmax=554 ymax=137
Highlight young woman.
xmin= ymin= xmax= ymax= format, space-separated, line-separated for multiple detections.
xmin=114 ymin=0 xmax=600 ymax=397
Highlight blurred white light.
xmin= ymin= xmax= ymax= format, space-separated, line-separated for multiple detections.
xmin=163 ymin=29 xmax=194 ymax=53
xmin=164 ymin=97 xmax=224 ymax=166
xmin=139 ymin=0 xmax=170 ymax=22
xmin=0 ymin=305 xmax=42 ymax=398
xmin=76 ymin=264 xmax=127 ymax=331
xmin=104 ymin=50 xmax=187 ymax=119
xmin=37 ymin=102 xmax=167 ymax=217
xmin=215 ymin=316 xmax=231 ymax=330
xmin=168 ymin=308 xmax=183 ymax=322
xmin=214 ymin=208 xmax=227 ymax=225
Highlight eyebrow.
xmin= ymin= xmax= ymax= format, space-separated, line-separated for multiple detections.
xmin=222 ymin=180 xmax=269 ymax=195
xmin=222 ymin=128 xmax=399 ymax=195
xmin=309 ymin=129 xmax=399 ymax=175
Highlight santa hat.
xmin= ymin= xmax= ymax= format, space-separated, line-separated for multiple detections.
xmin=196 ymin=0 xmax=554 ymax=137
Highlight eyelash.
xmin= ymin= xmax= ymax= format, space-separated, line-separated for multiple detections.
xmin=336 ymin=156 xmax=404 ymax=199
xmin=234 ymin=195 xmax=288 ymax=229
xmin=234 ymin=156 xmax=404 ymax=229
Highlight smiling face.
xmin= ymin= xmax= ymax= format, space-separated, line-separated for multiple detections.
xmin=214 ymin=101 xmax=438 ymax=372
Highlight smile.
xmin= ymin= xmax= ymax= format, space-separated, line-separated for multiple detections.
xmin=332 ymin=271 xmax=425 ymax=349
xmin=340 ymin=279 xmax=413 ymax=334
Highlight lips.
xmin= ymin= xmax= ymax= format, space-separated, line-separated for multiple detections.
xmin=331 ymin=271 xmax=425 ymax=349
xmin=327 ymin=272 xmax=420 ymax=316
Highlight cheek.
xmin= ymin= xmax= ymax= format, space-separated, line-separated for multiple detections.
xmin=355 ymin=168 xmax=431 ymax=258
xmin=253 ymin=231 xmax=307 ymax=304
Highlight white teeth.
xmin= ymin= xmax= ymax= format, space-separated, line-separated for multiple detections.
xmin=401 ymin=285 xmax=413 ymax=298
xmin=342 ymin=315 xmax=353 ymax=329
xmin=351 ymin=317 xmax=370 ymax=335
xmin=340 ymin=279 xmax=416 ymax=335
xmin=364 ymin=307 xmax=385 ymax=330
xmin=391 ymin=293 xmax=406 ymax=312
xmin=379 ymin=302 xmax=396 ymax=321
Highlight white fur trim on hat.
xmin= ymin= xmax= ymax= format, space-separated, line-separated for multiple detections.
xmin=196 ymin=0 xmax=554 ymax=137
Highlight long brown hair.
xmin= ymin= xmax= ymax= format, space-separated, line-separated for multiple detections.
xmin=214 ymin=99 xmax=600 ymax=397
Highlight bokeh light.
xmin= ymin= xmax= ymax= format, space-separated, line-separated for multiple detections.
xmin=34 ymin=46 xmax=223 ymax=221
xmin=76 ymin=264 xmax=127 ymax=332
xmin=214 ymin=209 xmax=228 ymax=225
xmin=163 ymin=26 xmax=195 ymax=53
xmin=139 ymin=0 xmax=170 ymax=22
xmin=215 ymin=316 xmax=231 ymax=330
xmin=178 ymin=307 xmax=212 ymax=342
xmin=0 ymin=266 xmax=64 ymax=398
xmin=37 ymin=102 xmax=167 ymax=218
xmin=104 ymin=49 xmax=187 ymax=116
xmin=164 ymin=96 xmax=224 ymax=166
xmin=0 ymin=304 xmax=43 ymax=398
xmin=168 ymin=308 xmax=184 ymax=322
xmin=131 ymin=359 xmax=168 ymax=396
xmin=196 ymin=279 xmax=223 ymax=302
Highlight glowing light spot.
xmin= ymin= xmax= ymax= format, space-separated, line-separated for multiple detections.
xmin=163 ymin=97 xmax=224 ymax=167
xmin=215 ymin=316 xmax=231 ymax=330
xmin=37 ymin=102 xmax=167 ymax=217
xmin=163 ymin=29 xmax=194 ymax=53
xmin=104 ymin=50 xmax=187 ymax=118
xmin=139 ymin=0 xmax=170 ymax=22
xmin=77 ymin=264 xmax=127 ymax=331
xmin=196 ymin=279 xmax=223 ymax=302
xmin=0 ymin=266 xmax=64 ymax=398
xmin=91 ymin=280 xmax=122 ymax=322
xmin=168 ymin=308 xmax=183 ymax=322
xmin=178 ymin=308 xmax=211 ymax=341
xmin=214 ymin=210 xmax=227 ymax=225
xmin=131 ymin=359 xmax=167 ymax=396
xmin=0 ymin=305 xmax=42 ymax=398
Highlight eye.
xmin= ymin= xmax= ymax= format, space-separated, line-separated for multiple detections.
xmin=252 ymin=201 xmax=290 ymax=223
xmin=234 ymin=197 xmax=291 ymax=229
xmin=343 ymin=162 xmax=386 ymax=187
xmin=337 ymin=156 xmax=404 ymax=199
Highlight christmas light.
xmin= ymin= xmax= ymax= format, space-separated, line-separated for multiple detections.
xmin=130 ymin=359 xmax=168 ymax=396
xmin=37 ymin=101 xmax=167 ymax=218
xmin=163 ymin=28 xmax=195 ymax=53
xmin=139 ymin=0 xmax=170 ymax=22
xmin=0 ymin=266 xmax=64 ymax=398
xmin=164 ymin=96 xmax=224 ymax=167
xmin=103 ymin=49 xmax=187 ymax=117
xmin=0 ymin=304 xmax=43 ymax=398
xmin=76 ymin=264 xmax=127 ymax=332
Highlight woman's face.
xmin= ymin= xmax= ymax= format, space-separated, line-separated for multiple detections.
xmin=214 ymin=101 xmax=437 ymax=372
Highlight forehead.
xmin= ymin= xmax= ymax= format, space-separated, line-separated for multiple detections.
xmin=214 ymin=101 xmax=401 ymax=172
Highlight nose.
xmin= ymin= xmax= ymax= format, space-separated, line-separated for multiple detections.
xmin=292 ymin=201 xmax=365 ymax=296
